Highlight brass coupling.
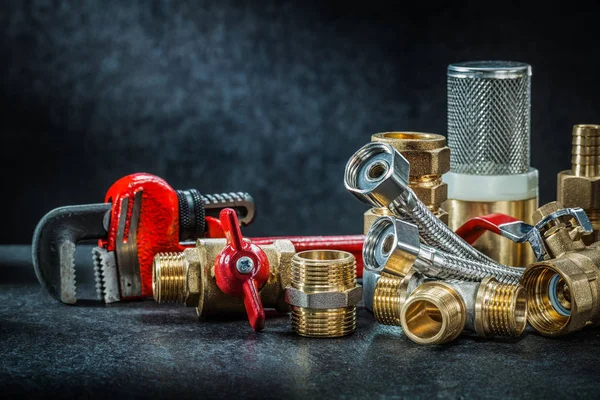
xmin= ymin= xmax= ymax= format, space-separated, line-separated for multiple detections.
xmin=521 ymin=201 xmax=600 ymax=336
xmin=371 ymin=132 xmax=449 ymax=224
xmin=558 ymin=124 xmax=600 ymax=244
xmin=400 ymin=277 xmax=527 ymax=345
xmin=285 ymin=250 xmax=361 ymax=338
xmin=152 ymin=238 xmax=295 ymax=316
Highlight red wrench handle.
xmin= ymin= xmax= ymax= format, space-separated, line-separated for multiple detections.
xmin=251 ymin=235 xmax=365 ymax=277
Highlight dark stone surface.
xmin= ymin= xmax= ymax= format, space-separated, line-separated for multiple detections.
xmin=1 ymin=245 xmax=600 ymax=398
xmin=2 ymin=1 xmax=600 ymax=244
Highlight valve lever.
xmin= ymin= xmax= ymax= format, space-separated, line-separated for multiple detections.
xmin=214 ymin=208 xmax=270 ymax=331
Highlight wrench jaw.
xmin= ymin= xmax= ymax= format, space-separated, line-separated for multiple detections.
xmin=32 ymin=203 xmax=111 ymax=304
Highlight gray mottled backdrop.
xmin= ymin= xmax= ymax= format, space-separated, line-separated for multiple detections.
xmin=2 ymin=0 xmax=599 ymax=243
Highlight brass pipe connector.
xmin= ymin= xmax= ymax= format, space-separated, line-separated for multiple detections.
xmin=400 ymin=277 xmax=527 ymax=345
xmin=372 ymin=270 xmax=428 ymax=326
xmin=285 ymin=250 xmax=361 ymax=338
xmin=371 ymin=132 xmax=450 ymax=224
xmin=558 ymin=124 xmax=600 ymax=244
xmin=521 ymin=201 xmax=600 ymax=336
xmin=152 ymin=238 xmax=295 ymax=316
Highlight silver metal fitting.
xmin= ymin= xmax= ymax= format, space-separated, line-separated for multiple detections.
xmin=447 ymin=61 xmax=532 ymax=175
xmin=363 ymin=216 xmax=523 ymax=284
xmin=284 ymin=286 xmax=362 ymax=309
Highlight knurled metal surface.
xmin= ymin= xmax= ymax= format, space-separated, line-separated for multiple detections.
xmin=447 ymin=72 xmax=531 ymax=175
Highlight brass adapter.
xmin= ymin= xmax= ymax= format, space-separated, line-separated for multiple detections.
xmin=522 ymin=201 xmax=600 ymax=336
xmin=285 ymin=250 xmax=361 ymax=338
xmin=372 ymin=270 xmax=427 ymax=326
xmin=152 ymin=238 xmax=295 ymax=316
xmin=400 ymin=277 xmax=527 ymax=345
xmin=558 ymin=124 xmax=600 ymax=244
xmin=371 ymin=132 xmax=450 ymax=224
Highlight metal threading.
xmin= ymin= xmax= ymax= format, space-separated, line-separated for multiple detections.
xmin=521 ymin=265 xmax=571 ymax=335
xmin=372 ymin=273 xmax=404 ymax=326
xmin=400 ymin=282 xmax=466 ymax=345
xmin=571 ymin=124 xmax=600 ymax=177
xmin=152 ymin=252 xmax=186 ymax=304
xmin=290 ymin=250 xmax=357 ymax=337
xmin=475 ymin=277 xmax=528 ymax=337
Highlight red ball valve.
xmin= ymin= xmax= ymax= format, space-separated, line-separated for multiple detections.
xmin=214 ymin=208 xmax=270 ymax=331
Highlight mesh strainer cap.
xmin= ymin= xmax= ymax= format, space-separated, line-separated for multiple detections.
xmin=447 ymin=61 xmax=532 ymax=175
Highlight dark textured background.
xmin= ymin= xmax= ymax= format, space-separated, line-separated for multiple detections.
xmin=2 ymin=0 xmax=600 ymax=244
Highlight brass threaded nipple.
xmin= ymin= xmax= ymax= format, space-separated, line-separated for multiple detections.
xmin=289 ymin=250 xmax=358 ymax=338
xmin=571 ymin=124 xmax=600 ymax=177
xmin=153 ymin=252 xmax=186 ymax=304
xmin=475 ymin=277 xmax=528 ymax=337
xmin=400 ymin=282 xmax=466 ymax=345
xmin=373 ymin=273 xmax=403 ymax=326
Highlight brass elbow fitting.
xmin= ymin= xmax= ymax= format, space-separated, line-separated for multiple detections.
xmin=558 ymin=124 xmax=600 ymax=244
xmin=370 ymin=132 xmax=450 ymax=225
xmin=285 ymin=250 xmax=361 ymax=338
xmin=400 ymin=277 xmax=527 ymax=345
xmin=152 ymin=238 xmax=295 ymax=316
xmin=522 ymin=201 xmax=600 ymax=336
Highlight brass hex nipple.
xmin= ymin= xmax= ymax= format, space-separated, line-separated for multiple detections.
xmin=401 ymin=282 xmax=466 ymax=345
xmin=371 ymin=132 xmax=450 ymax=224
xmin=558 ymin=124 xmax=600 ymax=243
xmin=153 ymin=252 xmax=187 ymax=304
xmin=399 ymin=277 xmax=527 ymax=345
xmin=286 ymin=250 xmax=361 ymax=338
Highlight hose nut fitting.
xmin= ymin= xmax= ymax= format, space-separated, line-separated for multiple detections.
xmin=400 ymin=277 xmax=527 ymax=345
xmin=285 ymin=250 xmax=361 ymax=338
xmin=371 ymin=132 xmax=450 ymax=224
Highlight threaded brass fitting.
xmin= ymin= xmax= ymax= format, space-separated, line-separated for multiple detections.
xmin=152 ymin=238 xmax=295 ymax=316
xmin=285 ymin=250 xmax=361 ymax=338
xmin=399 ymin=277 xmax=527 ymax=345
xmin=371 ymin=132 xmax=449 ymax=224
xmin=372 ymin=270 xmax=428 ymax=326
xmin=521 ymin=201 xmax=600 ymax=336
xmin=558 ymin=124 xmax=600 ymax=244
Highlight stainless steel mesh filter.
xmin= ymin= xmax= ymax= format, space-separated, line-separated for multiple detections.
xmin=447 ymin=61 xmax=532 ymax=175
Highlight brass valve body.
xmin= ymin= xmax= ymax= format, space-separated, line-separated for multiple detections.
xmin=372 ymin=272 xmax=527 ymax=345
xmin=557 ymin=124 xmax=600 ymax=244
xmin=445 ymin=198 xmax=537 ymax=267
xmin=152 ymin=238 xmax=295 ymax=316
xmin=371 ymin=132 xmax=450 ymax=224
xmin=285 ymin=250 xmax=361 ymax=338
xmin=522 ymin=202 xmax=600 ymax=336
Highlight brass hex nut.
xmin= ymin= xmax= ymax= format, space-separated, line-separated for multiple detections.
xmin=411 ymin=182 xmax=448 ymax=208
xmin=531 ymin=201 xmax=563 ymax=225
xmin=182 ymin=247 xmax=202 ymax=307
xmin=371 ymin=132 xmax=450 ymax=177
xmin=558 ymin=171 xmax=600 ymax=210
xmin=284 ymin=286 xmax=363 ymax=309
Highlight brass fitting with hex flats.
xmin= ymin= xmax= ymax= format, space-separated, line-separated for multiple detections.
xmin=521 ymin=201 xmax=600 ymax=336
xmin=285 ymin=250 xmax=362 ymax=338
xmin=557 ymin=124 xmax=600 ymax=244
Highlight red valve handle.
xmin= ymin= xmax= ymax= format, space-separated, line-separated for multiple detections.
xmin=214 ymin=208 xmax=270 ymax=331
xmin=455 ymin=213 xmax=522 ymax=245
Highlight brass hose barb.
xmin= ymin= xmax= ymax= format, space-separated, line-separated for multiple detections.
xmin=153 ymin=252 xmax=187 ymax=304
xmin=400 ymin=277 xmax=527 ymax=345
xmin=285 ymin=250 xmax=362 ymax=338
xmin=558 ymin=124 xmax=600 ymax=244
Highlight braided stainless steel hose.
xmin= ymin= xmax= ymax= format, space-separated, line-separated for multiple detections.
xmin=363 ymin=216 xmax=523 ymax=284
xmin=344 ymin=142 xmax=500 ymax=266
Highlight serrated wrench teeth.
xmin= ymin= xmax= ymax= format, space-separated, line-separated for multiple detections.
xmin=32 ymin=203 xmax=110 ymax=304
xmin=92 ymin=247 xmax=120 ymax=303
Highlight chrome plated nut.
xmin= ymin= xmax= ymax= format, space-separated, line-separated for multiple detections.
xmin=284 ymin=286 xmax=363 ymax=309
